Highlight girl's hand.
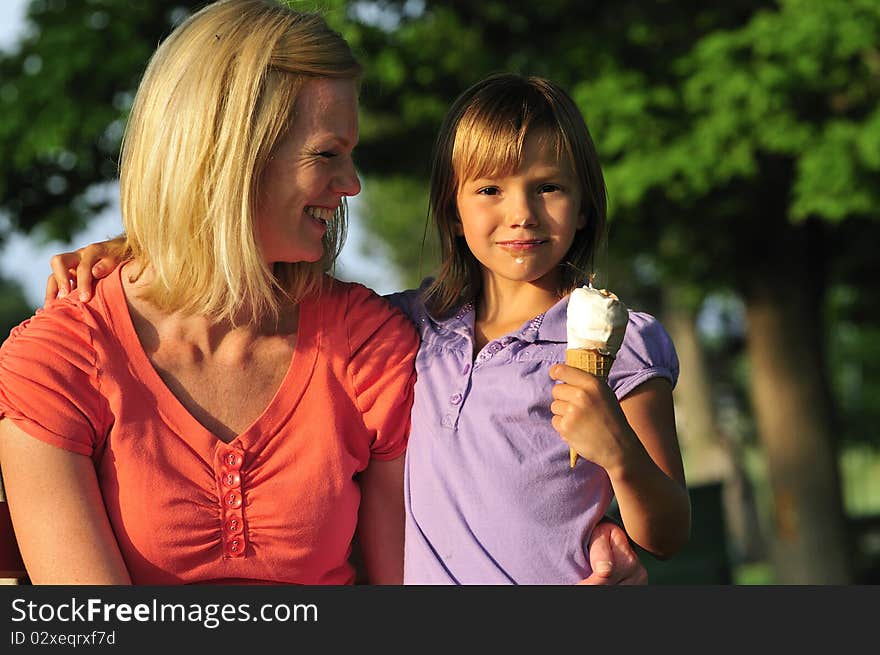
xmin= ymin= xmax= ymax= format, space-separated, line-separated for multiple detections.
xmin=548 ymin=363 xmax=639 ymax=477
xmin=45 ymin=237 xmax=126 ymax=306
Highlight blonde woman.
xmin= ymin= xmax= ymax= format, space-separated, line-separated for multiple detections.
xmin=0 ymin=0 xmax=415 ymax=584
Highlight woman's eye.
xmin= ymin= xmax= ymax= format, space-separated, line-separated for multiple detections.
xmin=539 ymin=184 xmax=561 ymax=193
xmin=318 ymin=151 xmax=338 ymax=159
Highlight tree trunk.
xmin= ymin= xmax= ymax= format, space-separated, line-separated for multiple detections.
xmin=663 ymin=290 xmax=766 ymax=564
xmin=742 ymin=220 xmax=851 ymax=583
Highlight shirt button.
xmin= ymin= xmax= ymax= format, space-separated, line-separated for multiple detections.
xmin=222 ymin=470 xmax=241 ymax=488
xmin=489 ymin=342 xmax=502 ymax=353
xmin=224 ymin=452 xmax=243 ymax=469
xmin=228 ymin=538 xmax=244 ymax=556
xmin=224 ymin=491 xmax=243 ymax=508
xmin=225 ymin=516 xmax=244 ymax=535
xmin=449 ymin=393 xmax=462 ymax=405
xmin=461 ymin=364 xmax=471 ymax=375
xmin=441 ymin=415 xmax=454 ymax=428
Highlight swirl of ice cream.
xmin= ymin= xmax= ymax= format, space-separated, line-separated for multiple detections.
xmin=566 ymin=285 xmax=629 ymax=355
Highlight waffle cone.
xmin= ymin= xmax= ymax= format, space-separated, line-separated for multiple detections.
xmin=565 ymin=349 xmax=615 ymax=468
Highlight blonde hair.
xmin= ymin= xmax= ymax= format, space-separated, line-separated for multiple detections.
xmin=120 ymin=0 xmax=361 ymax=324
xmin=424 ymin=74 xmax=607 ymax=317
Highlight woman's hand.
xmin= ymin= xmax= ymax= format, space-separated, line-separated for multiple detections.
xmin=45 ymin=236 xmax=127 ymax=306
xmin=579 ymin=518 xmax=648 ymax=585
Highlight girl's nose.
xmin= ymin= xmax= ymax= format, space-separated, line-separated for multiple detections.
xmin=509 ymin=197 xmax=538 ymax=228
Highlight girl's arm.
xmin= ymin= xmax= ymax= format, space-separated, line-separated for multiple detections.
xmin=44 ymin=236 xmax=127 ymax=305
xmin=0 ymin=419 xmax=132 ymax=584
xmin=354 ymin=453 xmax=405 ymax=584
xmin=550 ymin=368 xmax=691 ymax=559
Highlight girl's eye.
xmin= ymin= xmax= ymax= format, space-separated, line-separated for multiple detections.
xmin=477 ymin=186 xmax=500 ymax=196
xmin=318 ymin=151 xmax=338 ymax=159
xmin=539 ymin=183 xmax=561 ymax=193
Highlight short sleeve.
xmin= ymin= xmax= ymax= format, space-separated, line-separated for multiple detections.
xmin=0 ymin=302 xmax=108 ymax=457
xmin=608 ymin=311 xmax=679 ymax=400
xmin=346 ymin=284 xmax=419 ymax=461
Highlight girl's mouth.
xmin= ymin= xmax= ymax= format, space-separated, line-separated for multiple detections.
xmin=496 ymin=239 xmax=548 ymax=251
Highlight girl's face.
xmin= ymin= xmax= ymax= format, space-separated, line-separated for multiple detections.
xmin=255 ymin=77 xmax=361 ymax=265
xmin=454 ymin=131 xmax=585 ymax=292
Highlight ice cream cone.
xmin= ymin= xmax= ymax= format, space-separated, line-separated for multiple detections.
xmin=565 ymin=348 xmax=614 ymax=468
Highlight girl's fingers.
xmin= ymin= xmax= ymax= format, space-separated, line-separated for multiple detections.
xmin=44 ymin=274 xmax=60 ymax=307
xmin=48 ymin=254 xmax=77 ymax=298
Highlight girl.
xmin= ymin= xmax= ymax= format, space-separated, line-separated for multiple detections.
xmin=385 ymin=74 xmax=690 ymax=584
xmin=40 ymin=74 xmax=687 ymax=585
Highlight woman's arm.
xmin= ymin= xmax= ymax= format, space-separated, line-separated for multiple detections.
xmin=580 ymin=518 xmax=649 ymax=585
xmin=0 ymin=419 xmax=132 ymax=584
xmin=550 ymin=369 xmax=691 ymax=559
xmin=354 ymin=454 xmax=405 ymax=585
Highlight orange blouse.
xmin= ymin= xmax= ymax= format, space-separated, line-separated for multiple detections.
xmin=0 ymin=266 xmax=418 ymax=584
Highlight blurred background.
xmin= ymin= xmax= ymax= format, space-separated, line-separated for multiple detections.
xmin=0 ymin=0 xmax=878 ymax=584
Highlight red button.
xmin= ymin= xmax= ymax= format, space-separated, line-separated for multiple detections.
xmin=221 ymin=470 xmax=241 ymax=488
xmin=224 ymin=491 xmax=242 ymax=508
xmin=228 ymin=538 xmax=244 ymax=556
xmin=224 ymin=452 xmax=243 ymax=469
xmin=225 ymin=516 xmax=244 ymax=534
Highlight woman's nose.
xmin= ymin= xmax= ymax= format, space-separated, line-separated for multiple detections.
xmin=333 ymin=158 xmax=361 ymax=197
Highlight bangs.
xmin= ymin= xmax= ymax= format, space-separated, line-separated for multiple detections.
xmin=451 ymin=104 xmax=568 ymax=185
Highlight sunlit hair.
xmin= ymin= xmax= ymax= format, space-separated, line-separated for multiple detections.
xmin=424 ymin=73 xmax=607 ymax=318
xmin=119 ymin=0 xmax=361 ymax=325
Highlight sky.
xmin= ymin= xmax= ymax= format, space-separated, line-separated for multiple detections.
xmin=0 ymin=0 xmax=401 ymax=309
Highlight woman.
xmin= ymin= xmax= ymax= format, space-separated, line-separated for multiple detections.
xmin=0 ymin=0 xmax=415 ymax=585
xmin=13 ymin=0 xmax=647 ymax=585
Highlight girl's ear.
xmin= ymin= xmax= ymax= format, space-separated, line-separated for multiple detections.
xmin=576 ymin=211 xmax=587 ymax=230
xmin=453 ymin=212 xmax=465 ymax=236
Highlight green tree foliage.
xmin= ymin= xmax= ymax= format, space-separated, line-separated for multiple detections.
xmin=0 ymin=0 xmax=202 ymax=243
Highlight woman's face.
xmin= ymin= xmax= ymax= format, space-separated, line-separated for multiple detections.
xmin=255 ymin=77 xmax=361 ymax=264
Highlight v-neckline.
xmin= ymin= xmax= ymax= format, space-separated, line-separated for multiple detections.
xmin=104 ymin=264 xmax=320 ymax=454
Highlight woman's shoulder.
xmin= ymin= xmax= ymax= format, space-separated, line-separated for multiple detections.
xmin=0 ymin=272 xmax=122 ymax=372
xmin=2 ymin=297 xmax=97 ymax=359
xmin=321 ymin=277 xmax=418 ymax=340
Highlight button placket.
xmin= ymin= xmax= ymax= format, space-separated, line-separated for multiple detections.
xmin=215 ymin=444 xmax=247 ymax=559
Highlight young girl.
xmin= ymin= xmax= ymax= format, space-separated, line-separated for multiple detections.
xmin=384 ymin=74 xmax=690 ymax=584
xmin=41 ymin=74 xmax=688 ymax=585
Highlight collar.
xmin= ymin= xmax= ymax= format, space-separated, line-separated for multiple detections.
xmin=424 ymin=290 xmax=570 ymax=345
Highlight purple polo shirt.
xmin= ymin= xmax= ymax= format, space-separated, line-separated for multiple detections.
xmin=385 ymin=285 xmax=679 ymax=585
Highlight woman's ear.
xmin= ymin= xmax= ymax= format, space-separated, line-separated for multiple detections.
xmin=576 ymin=211 xmax=588 ymax=230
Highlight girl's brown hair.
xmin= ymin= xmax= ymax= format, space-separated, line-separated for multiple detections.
xmin=424 ymin=73 xmax=607 ymax=317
